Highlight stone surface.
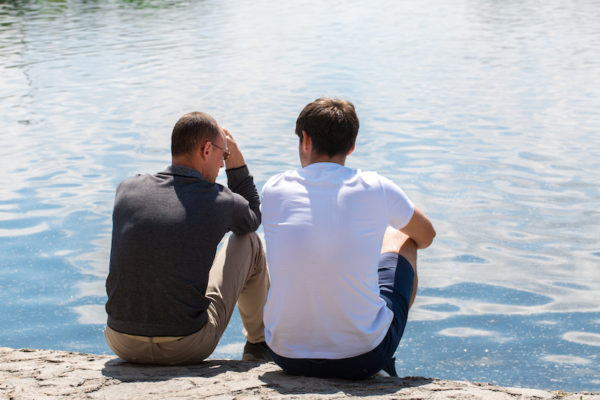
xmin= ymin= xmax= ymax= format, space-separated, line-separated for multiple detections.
xmin=0 ymin=347 xmax=598 ymax=399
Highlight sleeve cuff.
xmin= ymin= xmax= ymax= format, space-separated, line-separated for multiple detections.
xmin=226 ymin=165 xmax=249 ymax=185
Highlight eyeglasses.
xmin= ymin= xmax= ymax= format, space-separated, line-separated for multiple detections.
xmin=209 ymin=142 xmax=230 ymax=161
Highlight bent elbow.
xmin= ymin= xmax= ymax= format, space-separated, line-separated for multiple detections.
xmin=426 ymin=227 xmax=436 ymax=248
xmin=402 ymin=207 xmax=436 ymax=249
xmin=418 ymin=225 xmax=436 ymax=250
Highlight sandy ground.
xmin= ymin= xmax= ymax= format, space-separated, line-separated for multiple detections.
xmin=0 ymin=347 xmax=598 ymax=399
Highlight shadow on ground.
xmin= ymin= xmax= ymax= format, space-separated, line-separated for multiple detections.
xmin=101 ymin=358 xmax=256 ymax=382
xmin=259 ymin=369 xmax=434 ymax=397
xmin=101 ymin=357 xmax=434 ymax=397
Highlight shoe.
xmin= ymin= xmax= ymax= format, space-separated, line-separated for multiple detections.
xmin=241 ymin=341 xmax=272 ymax=362
xmin=381 ymin=357 xmax=398 ymax=377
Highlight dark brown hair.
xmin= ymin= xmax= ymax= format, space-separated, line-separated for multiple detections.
xmin=295 ymin=98 xmax=359 ymax=157
xmin=171 ymin=112 xmax=220 ymax=156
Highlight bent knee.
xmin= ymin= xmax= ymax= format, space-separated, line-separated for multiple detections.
xmin=381 ymin=227 xmax=417 ymax=269
xmin=228 ymin=231 xmax=261 ymax=249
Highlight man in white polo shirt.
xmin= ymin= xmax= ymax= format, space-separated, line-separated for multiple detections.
xmin=261 ymin=98 xmax=436 ymax=379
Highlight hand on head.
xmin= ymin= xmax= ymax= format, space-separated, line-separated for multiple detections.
xmin=221 ymin=127 xmax=246 ymax=169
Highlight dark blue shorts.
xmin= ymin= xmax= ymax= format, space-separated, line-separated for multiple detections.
xmin=268 ymin=252 xmax=415 ymax=380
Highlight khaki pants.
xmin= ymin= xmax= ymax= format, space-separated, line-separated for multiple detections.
xmin=105 ymin=232 xmax=269 ymax=365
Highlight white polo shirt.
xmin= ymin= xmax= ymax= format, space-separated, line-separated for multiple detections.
xmin=261 ymin=162 xmax=414 ymax=359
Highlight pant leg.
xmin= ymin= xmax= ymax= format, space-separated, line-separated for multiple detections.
xmin=204 ymin=232 xmax=269 ymax=344
xmin=378 ymin=252 xmax=414 ymax=328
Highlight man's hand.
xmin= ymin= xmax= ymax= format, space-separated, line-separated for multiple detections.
xmin=222 ymin=127 xmax=246 ymax=169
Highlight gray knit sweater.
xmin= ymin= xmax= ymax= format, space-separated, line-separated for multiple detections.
xmin=105 ymin=164 xmax=260 ymax=337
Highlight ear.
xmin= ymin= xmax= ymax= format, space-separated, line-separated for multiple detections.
xmin=301 ymin=130 xmax=312 ymax=153
xmin=347 ymin=142 xmax=355 ymax=156
xmin=199 ymin=142 xmax=211 ymax=160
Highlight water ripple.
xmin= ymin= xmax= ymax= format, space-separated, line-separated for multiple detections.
xmin=0 ymin=221 xmax=49 ymax=237
xmin=562 ymin=332 xmax=600 ymax=347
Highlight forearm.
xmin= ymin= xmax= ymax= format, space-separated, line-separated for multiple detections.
xmin=400 ymin=207 xmax=436 ymax=249
xmin=221 ymin=127 xmax=261 ymax=218
xmin=226 ymin=165 xmax=261 ymax=215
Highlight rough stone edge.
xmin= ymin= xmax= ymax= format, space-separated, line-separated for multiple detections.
xmin=1 ymin=347 xmax=598 ymax=400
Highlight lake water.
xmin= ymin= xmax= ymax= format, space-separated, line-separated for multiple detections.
xmin=1 ymin=0 xmax=599 ymax=392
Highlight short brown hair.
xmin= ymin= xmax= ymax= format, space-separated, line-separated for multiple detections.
xmin=295 ymin=98 xmax=359 ymax=157
xmin=171 ymin=112 xmax=220 ymax=157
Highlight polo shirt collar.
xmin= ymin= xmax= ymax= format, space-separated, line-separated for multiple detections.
xmin=298 ymin=162 xmax=352 ymax=181
xmin=161 ymin=164 xmax=206 ymax=180
xmin=302 ymin=162 xmax=345 ymax=171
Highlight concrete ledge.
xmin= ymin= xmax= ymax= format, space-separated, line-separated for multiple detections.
xmin=0 ymin=347 xmax=597 ymax=399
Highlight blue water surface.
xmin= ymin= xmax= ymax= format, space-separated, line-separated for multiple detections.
xmin=1 ymin=0 xmax=599 ymax=392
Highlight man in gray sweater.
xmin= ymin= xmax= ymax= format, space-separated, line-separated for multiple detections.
xmin=105 ymin=112 xmax=270 ymax=364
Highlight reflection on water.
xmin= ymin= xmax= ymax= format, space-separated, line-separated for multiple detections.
xmin=1 ymin=0 xmax=599 ymax=392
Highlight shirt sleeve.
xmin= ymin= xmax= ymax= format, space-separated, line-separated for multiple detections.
xmin=381 ymin=175 xmax=415 ymax=230
xmin=226 ymin=165 xmax=261 ymax=234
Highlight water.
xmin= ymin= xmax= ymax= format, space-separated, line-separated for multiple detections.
xmin=1 ymin=0 xmax=599 ymax=392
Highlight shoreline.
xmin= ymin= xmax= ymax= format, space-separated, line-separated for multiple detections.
xmin=1 ymin=347 xmax=598 ymax=399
